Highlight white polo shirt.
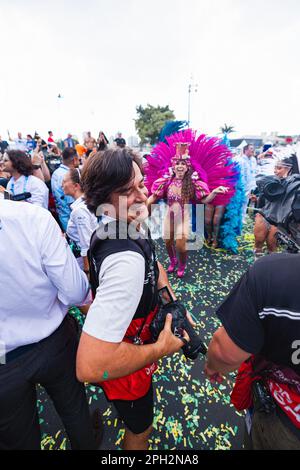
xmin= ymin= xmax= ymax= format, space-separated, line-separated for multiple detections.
xmin=6 ymin=174 xmax=49 ymax=209
xmin=0 ymin=198 xmax=89 ymax=353
xmin=66 ymin=196 xmax=98 ymax=257
xmin=238 ymin=155 xmax=258 ymax=194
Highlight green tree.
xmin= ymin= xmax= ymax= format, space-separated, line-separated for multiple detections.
xmin=135 ymin=104 xmax=176 ymax=145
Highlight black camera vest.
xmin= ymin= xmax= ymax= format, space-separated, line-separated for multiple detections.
xmin=88 ymin=221 xmax=159 ymax=322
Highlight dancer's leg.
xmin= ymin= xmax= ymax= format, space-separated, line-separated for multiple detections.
xmin=175 ymin=215 xmax=188 ymax=278
xmin=266 ymin=225 xmax=278 ymax=253
xmin=205 ymin=204 xmax=214 ymax=245
xmin=254 ymin=214 xmax=268 ymax=254
xmin=176 ymin=236 xmax=187 ymax=278
xmin=254 ymin=214 xmax=268 ymax=257
xmin=212 ymin=206 xmax=225 ymax=248
xmin=164 ymin=211 xmax=177 ymax=273
xmin=165 ymin=238 xmax=177 ymax=273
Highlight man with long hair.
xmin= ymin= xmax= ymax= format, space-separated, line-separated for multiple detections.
xmin=77 ymin=147 xmax=193 ymax=450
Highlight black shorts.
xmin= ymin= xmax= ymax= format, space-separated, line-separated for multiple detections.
xmin=111 ymin=383 xmax=154 ymax=435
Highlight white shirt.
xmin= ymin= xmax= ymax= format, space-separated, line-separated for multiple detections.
xmin=6 ymin=174 xmax=49 ymax=209
xmin=83 ymin=252 xmax=145 ymax=343
xmin=0 ymin=199 xmax=89 ymax=353
xmin=66 ymin=196 xmax=98 ymax=257
xmin=238 ymin=154 xmax=258 ymax=194
xmin=14 ymin=138 xmax=27 ymax=152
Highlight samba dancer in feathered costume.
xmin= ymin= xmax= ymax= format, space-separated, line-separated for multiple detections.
xmin=146 ymin=129 xmax=238 ymax=277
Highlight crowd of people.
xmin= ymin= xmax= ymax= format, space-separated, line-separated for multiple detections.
xmin=0 ymin=127 xmax=300 ymax=451
xmin=0 ymin=130 xmax=123 ymax=165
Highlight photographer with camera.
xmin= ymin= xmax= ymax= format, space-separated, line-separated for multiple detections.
xmin=76 ymin=148 xmax=200 ymax=450
xmin=253 ymin=155 xmax=299 ymax=260
xmin=3 ymin=150 xmax=49 ymax=208
xmin=205 ymin=251 xmax=300 ymax=449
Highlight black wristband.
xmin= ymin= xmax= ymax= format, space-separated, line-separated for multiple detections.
xmin=33 ymin=164 xmax=41 ymax=170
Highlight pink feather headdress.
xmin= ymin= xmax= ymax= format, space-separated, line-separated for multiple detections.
xmin=144 ymin=129 xmax=238 ymax=206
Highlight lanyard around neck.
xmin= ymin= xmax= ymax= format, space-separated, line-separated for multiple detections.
xmin=10 ymin=175 xmax=29 ymax=196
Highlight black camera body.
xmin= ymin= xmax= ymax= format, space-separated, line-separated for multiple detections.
xmin=4 ymin=191 xmax=32 ymax=202
xmin=275 ymin=228 xmax=300 ymax=253
xmin=150 ymin=287 xmax=207 ymax=360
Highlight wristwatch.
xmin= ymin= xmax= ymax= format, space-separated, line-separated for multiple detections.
xmin=33 ymin=164 xmax=41 ymax=170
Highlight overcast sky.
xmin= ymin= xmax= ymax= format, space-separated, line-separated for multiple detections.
xmin=1 ymin=0 xmax=300 ymax=141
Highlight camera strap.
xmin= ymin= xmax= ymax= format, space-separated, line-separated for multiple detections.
xmin=124 ymin=235 xmax=159 ymax=345
xmin=10 ymin=175 xmax=29 ymax=196
xmin=65 ymin=233 xmax=81 ymax=258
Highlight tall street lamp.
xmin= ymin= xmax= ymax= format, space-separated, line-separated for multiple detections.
xmin=57 ymin=93 xmax=63 ymax=139
xmin=188 ymin=78 xmax=198 ymax=126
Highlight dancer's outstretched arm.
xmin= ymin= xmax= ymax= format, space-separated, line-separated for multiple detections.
xmin=202 ymin=186 xmax=228 ymax=204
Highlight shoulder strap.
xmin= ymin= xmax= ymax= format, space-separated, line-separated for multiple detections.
xmin=88 ymin=223 xmax=159 ymax=299
xmin=88 ymin=226 xmax=147 ymax=297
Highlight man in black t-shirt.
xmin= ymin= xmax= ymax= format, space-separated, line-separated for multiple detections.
xmin=205 ymin=253 xmax=300 ymax=449
xmin=114 ymin=132 xmax=126 ymax=148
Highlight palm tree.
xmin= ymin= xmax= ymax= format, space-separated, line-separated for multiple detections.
xmin=220 ymin=124 xmax=235 ymax=135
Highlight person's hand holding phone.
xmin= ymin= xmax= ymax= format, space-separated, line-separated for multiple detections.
xmin=32 ymin=148 xmax=43 ymax=166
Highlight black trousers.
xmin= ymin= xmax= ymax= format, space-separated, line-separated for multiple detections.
xmin=0 ymin=315 xmax=96 ymax=450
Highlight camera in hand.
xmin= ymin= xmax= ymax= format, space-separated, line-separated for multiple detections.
xmin=252 ymin=380 xmax=276 ymax=414
xmin=4 ymin=191 xmax=32 ymax=202
xmin=150 ymin=286 xmax=207 ymax=360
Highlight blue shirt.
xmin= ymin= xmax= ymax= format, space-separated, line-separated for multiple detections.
xmin=51 ymin=164 xmax=74 ymax=231
xmin=64 ymin=138 xmax=75 ymax=148
xmin=26 ymin=139 xmax=36 ymax=152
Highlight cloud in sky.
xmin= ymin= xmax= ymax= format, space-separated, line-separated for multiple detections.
xmin=1 ymin=0 xmax=300 ymax=141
